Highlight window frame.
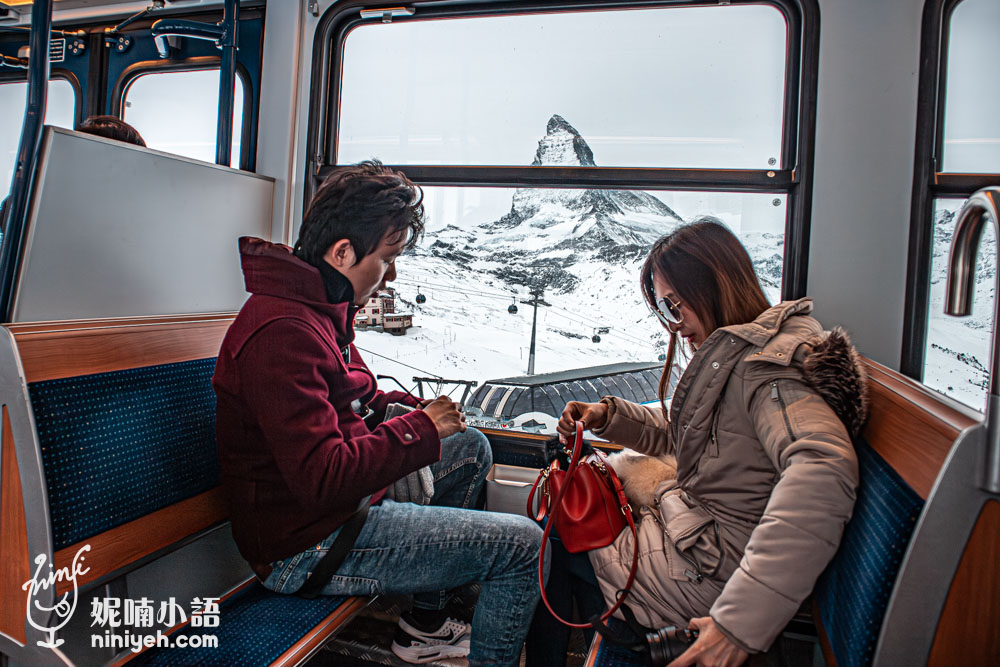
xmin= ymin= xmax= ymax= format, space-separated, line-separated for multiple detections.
xmin=0 ymin=69 xmax=83 ymax=127
xmin=308 ymin=0 xmax=818 ymax=301
xmin=900 ymin=0 xmax=1000 ymax=380
xmin=110 ymin=58 xmax=253 ymax=170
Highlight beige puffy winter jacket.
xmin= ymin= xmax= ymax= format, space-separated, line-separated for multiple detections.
xmin=588 ymin=298 xmax=864 ymax=653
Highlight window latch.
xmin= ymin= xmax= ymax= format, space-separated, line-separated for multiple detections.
xmin=360 ymin=7 xmax=415 ymax=23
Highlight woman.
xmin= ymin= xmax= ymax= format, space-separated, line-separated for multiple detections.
xmin=557 ymin=219 xmax=865 ymax=665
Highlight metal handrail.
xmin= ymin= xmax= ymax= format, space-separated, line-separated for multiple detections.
xmin=149 ymin=19 xmax=224 ymax=58
xmin=0 ymin=53 xmax=28 ymax=69
xmin=944 ymin=186 xmax=1000 ymax=492
xmin=0 ymin=0 xmax=51 ymax=323
xmin=149 ymin=0 xmax=238 ymax=167
xmin=216 ymin=0 xmax=239 ymax=167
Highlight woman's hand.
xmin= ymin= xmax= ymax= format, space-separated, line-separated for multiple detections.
xmin=556 ymin=401 xmax=608 ymax=439
xmin=667 ymin=617 xmax=748 ymax=667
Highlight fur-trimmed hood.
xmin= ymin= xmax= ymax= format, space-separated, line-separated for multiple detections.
xmin=722 ymin=298 xmax=869 ymax=439
xmin=802 ymin=327 xmax=869 ymax=438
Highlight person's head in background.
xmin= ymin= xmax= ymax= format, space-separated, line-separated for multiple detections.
xmin=78 ymin=115 xmax=146 ymax=147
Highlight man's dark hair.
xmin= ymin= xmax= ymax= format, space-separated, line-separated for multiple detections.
xmin=294 ymin=160 xmax=425 ymax=266
xmin=78 ymin=115 xmax=147 ymax=147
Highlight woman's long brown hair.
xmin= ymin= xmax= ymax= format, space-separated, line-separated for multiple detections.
xmin=641 ymin=218 xmax=771 ymax=411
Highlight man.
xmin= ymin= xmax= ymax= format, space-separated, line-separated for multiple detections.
xmin=213 ymin=161 xmax=546 ymax=666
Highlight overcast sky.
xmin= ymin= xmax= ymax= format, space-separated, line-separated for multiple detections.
xmin=943 ymin=0 xmax=1000 ymax=173
xmin=339 ymin=5 xmax=787 ymax=170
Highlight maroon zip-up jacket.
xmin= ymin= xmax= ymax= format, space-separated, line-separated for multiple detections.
xmin=213 ymin=237 xmax=440 ymax=567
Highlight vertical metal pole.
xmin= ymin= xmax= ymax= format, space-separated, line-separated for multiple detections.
xmin=215 ymin=0 xmax=238 ymax=166
xmin=527 ymin=293 xmax=539 ymax=375
xmin=0 ymin=0 xmax=52 ymax=322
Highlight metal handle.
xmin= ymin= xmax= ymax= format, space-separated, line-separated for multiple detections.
xmin=943 ymin=186 xmax=1000 ymax=492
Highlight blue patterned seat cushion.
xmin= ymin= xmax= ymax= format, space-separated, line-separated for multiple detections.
xmin=592 ymin=618 xmax=651 ymax=666
xmin=131 ymin=583 xmax=353 ymax=666
xmin=591 ymin=438 xmax=923 ymax=667
xmin=815 ymin=436 xmax=924 ymax=667
xmin=29 ymin=358 xmax=219 ymax=550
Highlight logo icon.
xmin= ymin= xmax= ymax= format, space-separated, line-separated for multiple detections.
xmin=22 ymin=545 xmax=91 ymax=648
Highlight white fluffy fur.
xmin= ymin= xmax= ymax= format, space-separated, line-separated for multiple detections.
xmin=605 ymin=450 xmax=678 ymax=508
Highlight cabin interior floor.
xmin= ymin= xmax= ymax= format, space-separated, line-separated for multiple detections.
xmin=307 ymin=590 xmax=588 ymax=667
xmin=307 ymin=593 xmax=821 ymax=666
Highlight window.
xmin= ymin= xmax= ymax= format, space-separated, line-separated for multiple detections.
xmin=319 ymin=1 xmax=808 ymax=434
xmin=122 ymin=69 xmax=244 ymax=168
xmin=908 ymin=0 xmax=1000 ymax=410
xmin=0 ymin=79 xmax=77 ymax=191
xmin=940 ymin=0 xmax=1000 ymax=174
xmin=922 ymin=197 xmax=994 ymax=407
xmin=387 ymin=186 xmax=785 ymax=382
xmin=338 ymin=6 xmax=786 ymax=169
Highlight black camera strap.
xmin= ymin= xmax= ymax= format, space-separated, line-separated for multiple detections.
xmin=296 ymin=500 xmax=370 ymax=599
xmin=589 ymin=603 xmax=699 ymax=666
xmin=588 ymin=603 xmax=650 ymax=654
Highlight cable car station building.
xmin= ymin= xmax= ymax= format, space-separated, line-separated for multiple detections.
xmin=465 ymin=362 xmax=670 ymax=432
xmin=355 ymin=288 xmax=413 ymax=335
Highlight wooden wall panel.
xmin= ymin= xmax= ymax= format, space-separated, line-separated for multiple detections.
xmin=0 ymin=406 xmax=28 ymax=644
xmin=53 ymin=489 xmax=228 ymax=595
xmin=928 ymin=499 xmax=1000 ymax=666
xmin=8 ymin=314 xmax=235 ymax=383
xmin=861 ymin=359 xmax=978 ymax=499
xmin=271 ymin=597 xmax=370 ymax=667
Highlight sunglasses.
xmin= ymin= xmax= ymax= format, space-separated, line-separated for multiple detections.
xmin=651 ymin=295 xmax=684 ymax=327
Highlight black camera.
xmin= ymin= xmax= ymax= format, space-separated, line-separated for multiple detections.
xmin=646 ymin=626 xmax=698 ymax=665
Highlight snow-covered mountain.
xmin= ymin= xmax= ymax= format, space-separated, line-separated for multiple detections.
xmin=355 ymin=115 xmax=784 ymax=419
xmin=422 ymin=115 xmax=685 ymax=295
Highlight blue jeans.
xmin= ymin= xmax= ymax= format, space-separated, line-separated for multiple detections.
xmin=262 ymin=428 xmax=549 ymax=666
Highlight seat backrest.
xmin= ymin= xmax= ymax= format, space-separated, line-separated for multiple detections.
xmin=32 ymin=357 xmax=220 ymax=552
xmin=814 ymin=437 xmax=924 ymax=667
xmin=0 ymin=314 xmax=233 ymax=648
xmin=813 ymin=358 xmax=977 ymax=667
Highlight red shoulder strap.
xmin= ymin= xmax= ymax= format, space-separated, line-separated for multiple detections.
xmin=536 ymin=422 xmax=639 ymax=629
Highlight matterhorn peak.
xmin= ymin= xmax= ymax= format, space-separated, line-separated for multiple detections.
xmin=532 ymin=114 xmax=597 ymax=167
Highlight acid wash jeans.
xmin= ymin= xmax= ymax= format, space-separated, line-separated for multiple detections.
xmin=262 ymin=428 xmax=549 ymax=666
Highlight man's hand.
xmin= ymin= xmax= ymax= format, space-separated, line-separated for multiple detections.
xmin=556 ymin=401 xmax=609 ymax=440
xmin=667 ymin=617 xmax=748 ymax=667
xmin=422 ymin=396 xmax=466 ymax=439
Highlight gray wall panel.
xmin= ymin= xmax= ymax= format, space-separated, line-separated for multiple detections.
xmin=12 ymin=128 xmax=274 ymax=322
xmin=807 ymin=0 xmax=923 ymax=369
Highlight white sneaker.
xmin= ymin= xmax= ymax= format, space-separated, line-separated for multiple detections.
xmin=390 ymin=612 xmax=472 ymax=664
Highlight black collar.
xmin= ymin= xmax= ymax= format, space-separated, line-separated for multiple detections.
xmin=316 ymin=262 xmax=356 ymax=306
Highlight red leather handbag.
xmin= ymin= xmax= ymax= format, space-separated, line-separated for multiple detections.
xmin=527 ymin=421 xmax=639 ymax=628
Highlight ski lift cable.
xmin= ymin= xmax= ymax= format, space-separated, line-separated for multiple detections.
xmin=392 ymin=278 xmax=652 ymax=347
xmin=547 ymin=304 xmax=651 ymax=346
xmin=393 ymin=279 xmax=504 ymax=298
xmin=396 ymin=284 xmax=516 ymax=302
xmin=545 ymin=306 xmax=650 ymax=346
xmin=393 ymin=275 xmax=513 ymax=297
xmin=392 ymin=279 xmax=514 ymax=301
xmin=353 ymin=346 xmax=443 ymax=379
xmin=409 ymin=280 xmax=653 ymax=347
